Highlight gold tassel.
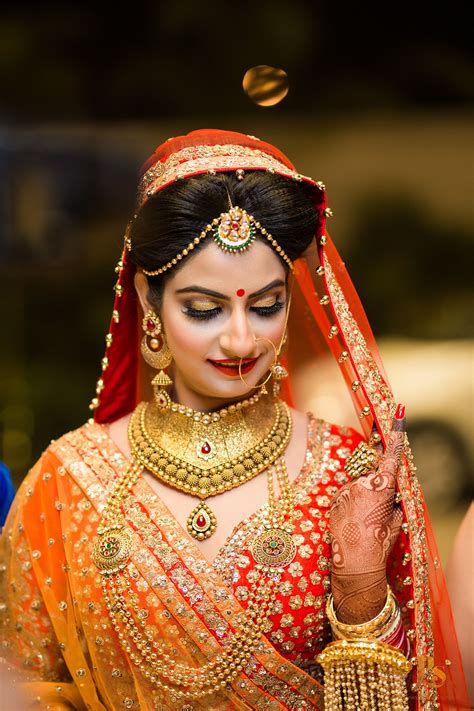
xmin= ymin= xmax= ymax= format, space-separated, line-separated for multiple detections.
xmin=316 ymin=640 xmax=411 ymax=710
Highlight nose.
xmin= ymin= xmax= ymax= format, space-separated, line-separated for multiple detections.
xmin=219 ymin=307 xmax=256 ymax=358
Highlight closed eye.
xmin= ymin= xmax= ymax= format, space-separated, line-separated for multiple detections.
xmin=183 ymin=305 xmax=222 ymax=321
xmin=183 ymin=299 xmax=285 ymax=321
xmin=250 ymin=300 xmax=284 ymax=316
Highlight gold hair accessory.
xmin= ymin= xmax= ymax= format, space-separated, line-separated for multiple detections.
xmin=128 ymin=395 xmax=291 ymax=540
xmin=344 ymin=441 xmax=378 ymax=479
xmin=141 ymin=206 xmax=293 ymax=277
xmin=140 ymin=310 xmax=173 ymax=408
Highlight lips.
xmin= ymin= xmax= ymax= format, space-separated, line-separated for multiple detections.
xmin=208 ymin=357 xmax=259 ymax=377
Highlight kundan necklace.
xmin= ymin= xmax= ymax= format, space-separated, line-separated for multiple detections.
xmin=128 ymin=393 xmax=292 ymax=540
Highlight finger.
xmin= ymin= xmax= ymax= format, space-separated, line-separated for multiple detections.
xmin=378 ymin=404 xmax=407 ymax=482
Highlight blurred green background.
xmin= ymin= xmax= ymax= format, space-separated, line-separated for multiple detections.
xmin=0 ymin=1 xmax=472 ymax=560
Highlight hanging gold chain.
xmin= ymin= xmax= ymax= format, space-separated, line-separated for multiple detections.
xmin=92 ymin=449 xmax=296 ymax=699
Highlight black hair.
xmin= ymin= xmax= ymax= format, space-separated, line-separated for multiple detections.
xmin=129 ymin=171 xmax=320 ymax=306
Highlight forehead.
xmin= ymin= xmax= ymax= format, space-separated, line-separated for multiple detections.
xmin=167 ymin=239 xmax=287 ymax=292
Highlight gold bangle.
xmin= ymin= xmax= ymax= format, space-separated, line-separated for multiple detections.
xmin=326 ymin=585 xmax=397 ymax=638
xmin=331 ymin=603 xmax=402 ymax=642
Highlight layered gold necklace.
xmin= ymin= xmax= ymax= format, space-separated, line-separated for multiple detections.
xmin=128 ymin=393 xmax=292 ymax=540
xmin=92 ymin=394 xmax=299 ymax=700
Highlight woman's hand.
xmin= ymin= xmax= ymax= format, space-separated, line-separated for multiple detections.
xmin=329 ymin=407 xmax=406 ymax=624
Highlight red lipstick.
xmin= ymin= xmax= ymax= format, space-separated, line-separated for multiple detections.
xmin=208 ymin=357 xmax=259 ymax=377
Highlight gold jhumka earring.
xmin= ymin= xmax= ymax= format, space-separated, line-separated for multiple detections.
xmin=270 ymin=331 xmax=289 ymax=396
xmin=141 ymin=310 xmax=173 ymax=408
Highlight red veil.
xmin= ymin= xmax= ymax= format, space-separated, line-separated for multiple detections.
xmin=91 ymin=129 xmax=469 ymax=709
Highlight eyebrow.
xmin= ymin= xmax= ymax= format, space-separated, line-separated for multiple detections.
xmin=175 ymin=279 xmax=286 ymax=300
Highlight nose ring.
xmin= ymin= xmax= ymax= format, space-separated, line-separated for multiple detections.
xmin=238 ymin=337 xmax=278 ymax=390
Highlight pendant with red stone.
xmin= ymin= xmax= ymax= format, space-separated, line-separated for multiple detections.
xmin=187 ymin=502 xmax=217 ymax=540
xmin=196 ymin=438 xmax=216 ymax=461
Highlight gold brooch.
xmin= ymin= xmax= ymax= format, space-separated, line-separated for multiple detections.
xmin=92 ymin=527 xmax=134 ymax=574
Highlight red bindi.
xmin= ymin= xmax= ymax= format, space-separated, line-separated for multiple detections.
xmin=236 ymin=288 xmax=245 ymax=297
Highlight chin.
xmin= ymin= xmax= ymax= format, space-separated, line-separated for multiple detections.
xmin=201 ymin=379 xmax=257 ymax=401
xmin=193 ymin=372 xmax=264 ymax=403
xmin=174 ymin=362 xmax=271 ymax=405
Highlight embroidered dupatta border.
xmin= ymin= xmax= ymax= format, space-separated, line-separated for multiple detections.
xmin=136 ymin=144 xmax=313 ymax=209
xmin=322 ymin=254 xmax=436 ymax=709
xmin=51 ymin=424 xmax=324 ymax=710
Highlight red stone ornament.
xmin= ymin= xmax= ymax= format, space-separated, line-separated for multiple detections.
xmin=187 ymin=502 xmax=217 ymax=540
xmin=214 ymin=207 xmax=255 ymax=252
xmin=236 ymin=288 xmax=246 ymax=297
xmin=142 ymin=311 xmax=162 ymax=338
xmin=196 ymin=438 xmax=216 ymax=460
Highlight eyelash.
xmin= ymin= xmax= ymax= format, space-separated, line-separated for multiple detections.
xmin=183 ymin=300 xmax=285 ymax=321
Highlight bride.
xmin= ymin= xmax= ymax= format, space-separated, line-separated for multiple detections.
xmin=0 ymin=129 xmax=468 ymax=710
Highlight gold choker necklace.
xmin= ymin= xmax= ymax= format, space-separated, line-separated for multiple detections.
xmin=166 ymin=387 xmax=263 ymax=422
xmin=128 ymin=394 xmax=292 ymax=539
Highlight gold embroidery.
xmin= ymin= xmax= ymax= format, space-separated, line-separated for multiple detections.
xmin=137 ymin=144 xmax=315 ymax=208
xmin=323 ymin=254 xmax=437 ymax=707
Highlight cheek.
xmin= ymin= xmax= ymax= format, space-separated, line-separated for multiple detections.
xmin=254 ymin=311 xmax=286 ymax=341
xmin=164 ymin=312 xmax=214 ymax=360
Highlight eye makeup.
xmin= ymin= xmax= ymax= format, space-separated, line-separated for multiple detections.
xmin=182 ymin=297 xmax=285 ymax=321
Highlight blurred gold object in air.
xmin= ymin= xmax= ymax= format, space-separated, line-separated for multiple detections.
xmin=243 ymin=66 xmax=289 ymax=107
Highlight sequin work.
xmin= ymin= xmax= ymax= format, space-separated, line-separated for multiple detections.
xmin=0 ymin=415 xmax=416 ymax=709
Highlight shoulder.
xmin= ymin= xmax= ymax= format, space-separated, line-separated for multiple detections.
xmin=46 ymin=418 xmax=124 ymax=468
xmin=306 ymin=411 xmax=364 ymax=451
xmin=14 ymin=420 xmax=118 ymax=506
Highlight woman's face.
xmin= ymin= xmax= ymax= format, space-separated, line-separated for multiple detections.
xmin=138 ymin=239 xmax=288 ymax=410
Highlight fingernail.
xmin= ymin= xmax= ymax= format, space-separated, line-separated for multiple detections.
xmin=395 ymin=404 xmax=406 ymax=420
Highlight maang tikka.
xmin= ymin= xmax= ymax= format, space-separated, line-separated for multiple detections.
xmin=141 ymin=311 xmax=173 ymax=407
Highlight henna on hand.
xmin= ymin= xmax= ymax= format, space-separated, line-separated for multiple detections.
xmin=329 ymin=413 xmax=406 ymax=624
